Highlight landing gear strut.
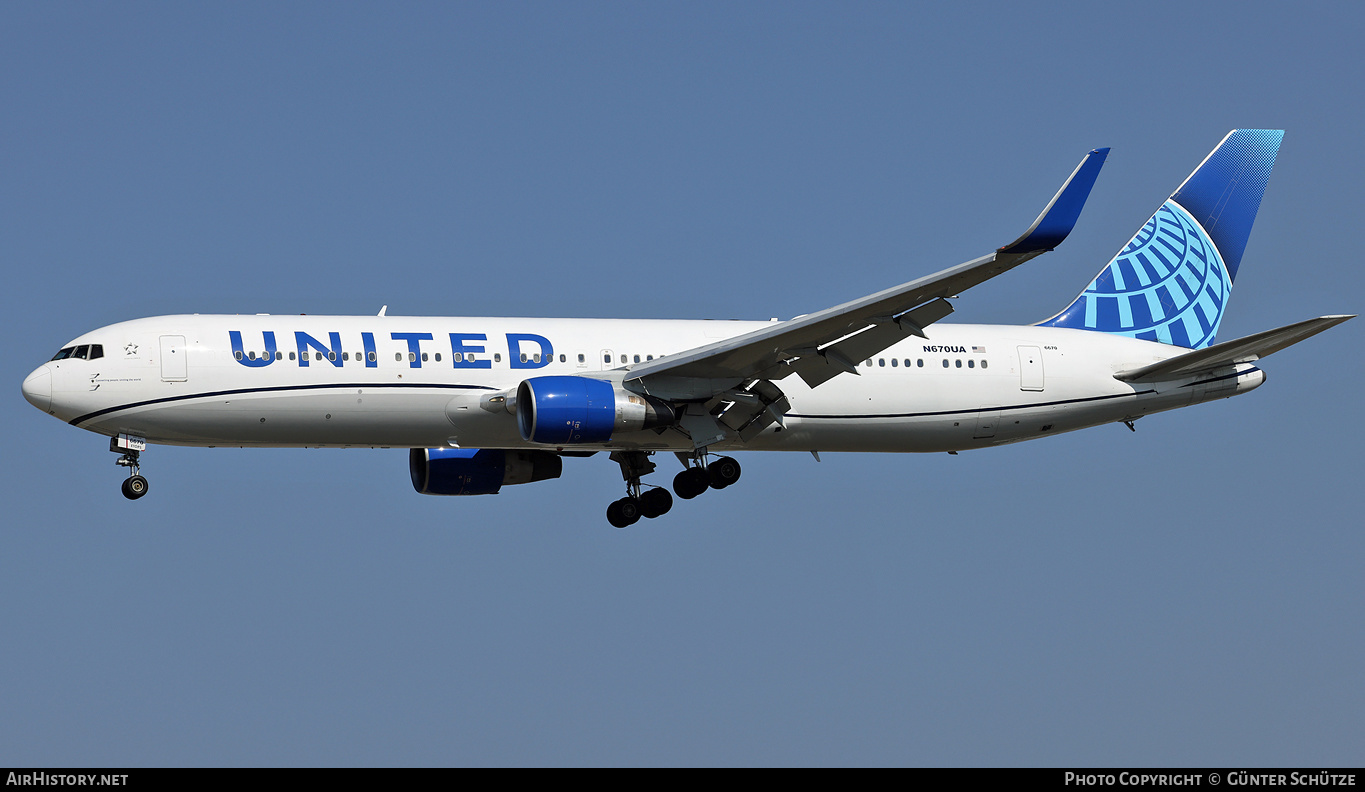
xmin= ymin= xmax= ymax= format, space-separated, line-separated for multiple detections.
xmin=111 ymin=437 xmax=149 ymax=500
xmin=602 ymin=450 xmax=742 ymax=527
xmin=606 ymin=451 xmax=673 ymax=528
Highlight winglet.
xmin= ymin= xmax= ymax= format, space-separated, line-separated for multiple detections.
xmin=999 ymin=147 xmax=1109 ymax=255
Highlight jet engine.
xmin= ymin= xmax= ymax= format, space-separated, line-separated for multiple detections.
xmin=409 ymin=448 xmax=563 ymax=495
xmin=515 ymin=376 xmax=676 ymax=444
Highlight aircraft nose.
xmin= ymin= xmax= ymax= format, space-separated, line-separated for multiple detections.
xmin=22 ymin=365 xmax=53 ymax=413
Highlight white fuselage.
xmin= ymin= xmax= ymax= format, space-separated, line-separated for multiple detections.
xmin=27 ymin=314 xmax=1264 ymax=453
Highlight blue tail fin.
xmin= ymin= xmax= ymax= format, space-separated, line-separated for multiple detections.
xmin=1038 ymin=130 xmax=1283 ymax=348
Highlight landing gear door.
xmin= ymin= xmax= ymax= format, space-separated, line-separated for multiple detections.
xmin=160 ymin=335 xmax=188 ymax=381
xmin=973 ymin=408 xmax=999 ymax=439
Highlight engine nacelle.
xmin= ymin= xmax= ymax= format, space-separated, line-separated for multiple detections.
xmin=409 ymin=448 xmax=563 ymax=496
xmin=516 ymin=376 xmax=677 ymax=445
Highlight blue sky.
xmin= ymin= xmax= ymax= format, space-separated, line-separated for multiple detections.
xmin=3 ymin=2 xmax=1362 ymax=766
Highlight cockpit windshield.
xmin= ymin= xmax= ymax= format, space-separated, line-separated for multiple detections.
xmin=51 ymin=344 xmax=103 ymax=361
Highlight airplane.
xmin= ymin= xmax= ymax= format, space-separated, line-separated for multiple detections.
xmin=21 ymin=129 xmax=1353 ymax=527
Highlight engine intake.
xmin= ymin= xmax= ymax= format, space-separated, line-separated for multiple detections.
xmin=409 ymin=448 xmax=563 ymax=496
xmin=516 ymin=376 xmax=676 ymax=445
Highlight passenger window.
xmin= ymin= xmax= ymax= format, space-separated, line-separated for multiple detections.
xmin=633 ymin=355 xmax=640 ymax=363
xmin=620 ymin=355 xmax=627 ymax=364
xmin=533 ymin=354 xmax=541 ymax=363
xmin=865 ymin=360 xmax=872 ymax=367
xmin=878 ymin=359 xmax=885 ymax=367
xmin=329 ymin=352 xmax=337 ymax=361
xmin=560 ymin=354 xmax=567 ymax=363
xmin=604 ymin=354 xmax=611 ymax=363
xmin=494 ymin=353 xmax=502 ymax=363
xmin=316 ymin=352 xmax=323 ymax=361
xmin=235 ymin=351 xmax=243 ymax=361
xmin=917 ymin=359 xmax=924 ymax=367
xmin=248 ymin=351 xmax=256 ymax=360
xmin=578 ymin=354 xmax=586 ymax=363
xmin=942 ymin=359 xmax=949 ymax=368
xmin=955 ymin=359 xmax=962 ymax=368
xmin=890 ymin=358 xmax=897 ymax=367
xmin=290 ymin=352 xmax=296 ymax=360
xmin=968 ymin=359 xmax=974 ymax=368
xmin=395 ymin=353 xmax=402 ymax=362
xmin=275 ymin=351 xmax=282 ymax=360
xmin=342 ymin=352 xmax=350 ymax=361
xmin=520 ymin=353 xmax=528 ymax=363
xmin=421 ymin=352 xmax=429 ymax=362
xmin=453 ymin=352 xmax=463 ymax=362
xmin=981 ymin=360 xmax=988 ymax=369
xmin=367 ymin=352 xmax=375 ymax=362
xmin=435 ymin=353 xmax=441 ymax=362
xmin=904 ymin=359 xmax=911 ymax=367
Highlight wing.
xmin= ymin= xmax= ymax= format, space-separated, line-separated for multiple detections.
xmin=1114 ymin=315 xmax=1355 ymax=383
xmin=626 ymin=147 xmax=1109 ymax=404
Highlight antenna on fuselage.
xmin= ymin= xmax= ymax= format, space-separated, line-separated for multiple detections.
xmin=378 ymin=305 xmax=388 ymax=317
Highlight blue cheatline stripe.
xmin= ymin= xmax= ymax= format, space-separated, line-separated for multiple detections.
xmin=786 ymin=389 xmax=1157 ymax=420
xmin=69 ymin=382 xmax=496 ymax=427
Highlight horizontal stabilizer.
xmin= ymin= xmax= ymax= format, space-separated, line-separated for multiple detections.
xmin=1114 ymin=315 xmax=1354 ymax=383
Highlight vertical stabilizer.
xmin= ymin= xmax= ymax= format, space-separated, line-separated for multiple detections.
xmin=1038 ymin=130 xmax=1283 ymax=348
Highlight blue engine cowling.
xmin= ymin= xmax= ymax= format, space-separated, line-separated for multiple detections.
xmin=515 ymin=376 xmax=676 ymax=445
xmin=409 ymin=448 xmax=563 ymax=496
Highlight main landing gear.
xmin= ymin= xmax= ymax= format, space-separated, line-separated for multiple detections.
xmin=606 ymin=451 xmax=673 ymax=528
xmin=111 ymin=437 xmax=149 ymax=500
xmin=604 ymin=450 xmax=741 ymax=527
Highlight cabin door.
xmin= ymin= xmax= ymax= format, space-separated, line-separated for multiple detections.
xmin=160 ymin=335 xmax=187 ymax=381
xmin=1017 ymin=346 xmax=1044 ymax=392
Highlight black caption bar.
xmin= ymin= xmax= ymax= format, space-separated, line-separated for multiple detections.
xmin=1 ymin=768 xmax=1361 ymax=782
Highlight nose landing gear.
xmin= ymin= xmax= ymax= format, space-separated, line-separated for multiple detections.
xmin=121 ymin=473 xmax=149 ymax=500
xmin=111 ymin=436 xmax=149 ymax=500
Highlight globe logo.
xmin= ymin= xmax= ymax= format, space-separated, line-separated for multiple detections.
xmin=1073 ymin=199 xmax=1229 ymax=348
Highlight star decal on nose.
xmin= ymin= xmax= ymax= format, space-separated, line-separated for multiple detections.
xmin=125 ymin=343 xmax=139 ymax=356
